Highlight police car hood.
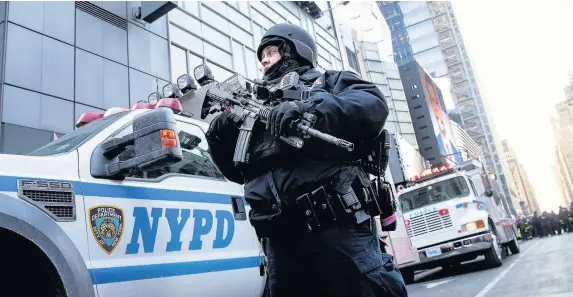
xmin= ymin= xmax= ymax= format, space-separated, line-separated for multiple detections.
xmin=0 ymin=151 xmax=79 ymax=182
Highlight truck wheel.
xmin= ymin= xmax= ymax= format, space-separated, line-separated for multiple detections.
xmin=507 ymin=231 xmax=520 ymax=255
xmin=483 ymin=226 xmax=503 ymax=268
xmin=0 ymin=228 xmax=66 ymax=297
xmin=399 ymin=268 xmax=415 ymax=284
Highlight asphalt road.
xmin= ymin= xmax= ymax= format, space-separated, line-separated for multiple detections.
xmin=405 ymin=232 xmax=573 ymax=297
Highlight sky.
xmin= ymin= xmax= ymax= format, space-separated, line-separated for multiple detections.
xmin=451 ymin=0 xmax=573 ymax=211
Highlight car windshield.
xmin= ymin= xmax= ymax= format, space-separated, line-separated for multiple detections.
xmin=399 ymin=176 xmax=471 ymax=212
xmin=29 ymin=112 xmax=129 ymax=157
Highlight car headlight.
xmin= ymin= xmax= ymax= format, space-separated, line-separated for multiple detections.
xmin=462 ymin=220 xmax=485 ymax=232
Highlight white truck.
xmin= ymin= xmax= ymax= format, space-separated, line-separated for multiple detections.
xmin=395 ymin=160 xmax=520 ymax=283
xmin=0 ymin=100 xmax=266 ymax=297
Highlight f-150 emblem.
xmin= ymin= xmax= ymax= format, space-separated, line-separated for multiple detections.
xmin=89 ymin=205 xmax=124 ymax=255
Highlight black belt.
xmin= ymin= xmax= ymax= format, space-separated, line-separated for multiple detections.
xmin=275 ymin=175 xmax=369 ymax=232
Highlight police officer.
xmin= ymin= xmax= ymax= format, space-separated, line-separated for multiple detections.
xmin=558 ymin=206 xmax=570 ymax=232
xmin=205 ymin=23 xmax=407 ymax=297
xmin=540 ymin=211 xmax=550 ymax=237
xmin=550 ymin=210 xmax=560 ymax=235
xmin=531 ymin=211 xmax=540 ymax=237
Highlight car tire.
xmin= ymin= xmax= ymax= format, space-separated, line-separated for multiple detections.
xmin=399 ymin=268 xmax=415 ymax=285
xmin=483 ymin=225 xmax=503 ymax=268
xmin=507 ymin=231 xmax=520 ymax=255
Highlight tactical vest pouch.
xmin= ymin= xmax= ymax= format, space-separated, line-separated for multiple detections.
xmin=370 ymin=179 xmax=397 ymax=232
xmin=295 ymin=186 xmax=338 ymax=232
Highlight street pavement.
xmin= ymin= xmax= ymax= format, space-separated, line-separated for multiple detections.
xmin=405 ymin=232 xmax=573 ymax=297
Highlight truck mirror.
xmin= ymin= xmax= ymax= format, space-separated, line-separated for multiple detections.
xmin=484 ymin=190 xmax=494 ymax=197
xmin=91 ymin=108 xmax=183 ymax=179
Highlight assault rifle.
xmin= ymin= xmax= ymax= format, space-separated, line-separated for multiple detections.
xmin=193 ymin=65 xmax=355 ymax=164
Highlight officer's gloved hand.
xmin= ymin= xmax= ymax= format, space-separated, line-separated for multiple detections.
xmin=267 ymin=100 xmax=311 ymax=137
xmin=206 ymin=112 xmax=244 ymax=142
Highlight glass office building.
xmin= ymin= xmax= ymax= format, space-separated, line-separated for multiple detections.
xmin=379 ymin=1 xmax=515 ymax=209
xmin=0 ymin=1 xmax=343 ymax=154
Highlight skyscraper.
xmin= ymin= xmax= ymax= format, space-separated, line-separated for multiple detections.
xmin=449 ymin=119 xmax=486 ymax=165
xmin=553 ymin=100 xmax=573 ymax=207
xmin=501 ymin=140 xmax=540 ymax=215
xmin=379 ymin=1 xmax=515 ymax=211
xmin=333 ymin=1 xmax=419 ymax=148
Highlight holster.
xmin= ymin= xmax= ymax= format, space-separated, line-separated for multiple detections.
xmin=248 ymin=207 xmax=284 ymax=239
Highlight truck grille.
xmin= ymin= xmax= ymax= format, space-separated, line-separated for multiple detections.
xmin=407 ymin=211 xmax=453 ymax=237
xmin=17 ymin=180 xmax=76 ymax=222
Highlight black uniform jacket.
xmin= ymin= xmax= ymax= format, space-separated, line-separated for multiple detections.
xmin=207 ymin=68 xmax=388 ymax=213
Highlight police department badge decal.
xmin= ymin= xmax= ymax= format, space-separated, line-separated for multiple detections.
xmin=89 ymin=205 xmax=124 ymax=255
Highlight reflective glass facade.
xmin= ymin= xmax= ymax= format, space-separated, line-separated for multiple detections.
xmin=0 ymin=1 xmax=343 ymax=154
xmin=379 ymin=1 xmax=515 ymax=212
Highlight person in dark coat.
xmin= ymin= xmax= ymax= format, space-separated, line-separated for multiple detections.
xmin=205 ymin=23 xmax=407 ymax=297
xmin=558 ymin=206 xmax=570 ymax=232
xmin=540 ymin=211 xmax=551 ymax=237
xmin=550 ymin=211 xmax=560 ymax=235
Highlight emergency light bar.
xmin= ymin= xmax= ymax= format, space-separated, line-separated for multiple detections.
xmin=104 ymin=107 xmax=128 ymax=117
xmin=409 ymin=163 xmax=455 ymax=182
xmin=76 ymin=112 xmax=104 ymax=128
xmin=155 ymin=98 xmax=183 ymax=112
xmin=131 ymin=102 xmax=155 ymax=110
xmin=75 ymin=98 xmax=186 ymax=128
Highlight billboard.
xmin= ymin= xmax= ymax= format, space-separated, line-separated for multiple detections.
xmin=418 ymin=68 xmax=462 ymax=164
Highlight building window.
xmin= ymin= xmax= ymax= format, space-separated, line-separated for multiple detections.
xmin=170 ymin=45 xmax=188 ymax=83
xmin=345 ymin=46 xmax=361 ymax=74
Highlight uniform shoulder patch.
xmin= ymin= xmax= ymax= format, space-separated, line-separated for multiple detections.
xmin=89 ymin=205 xmax=124 ymax=255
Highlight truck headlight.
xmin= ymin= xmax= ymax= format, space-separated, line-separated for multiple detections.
xmin=462 ymin=220 xmax=485 ymax=232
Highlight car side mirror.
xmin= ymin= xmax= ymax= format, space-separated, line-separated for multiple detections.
xmin=484 ymin=190 xmax=494 ymax=197
xmin=91 ymin=108 xmax=183 ymax=180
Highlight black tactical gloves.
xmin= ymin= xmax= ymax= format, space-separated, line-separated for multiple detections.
xmin=205 ymin=112 xmax=246 ymax=184
xmin=206 ymin=112 xmax=244 ymax=142
xmin=266 ymin=100 xmax=311 ymax=137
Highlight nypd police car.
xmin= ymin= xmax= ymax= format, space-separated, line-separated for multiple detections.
xmin=0 ymin=96 xmax=266 ymax=297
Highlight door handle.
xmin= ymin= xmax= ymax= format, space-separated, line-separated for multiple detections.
xmin=231 ymin=197 xmax=247 ymax=220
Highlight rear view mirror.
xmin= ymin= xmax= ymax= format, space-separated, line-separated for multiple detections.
xmin=91 ymin=108 xmax=183 ymax=179
xmin=484 ymin=190 xmax=494 ymax=198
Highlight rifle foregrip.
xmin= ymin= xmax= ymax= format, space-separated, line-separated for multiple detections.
xmin=279 ymin=135 xmax=304 ymax=149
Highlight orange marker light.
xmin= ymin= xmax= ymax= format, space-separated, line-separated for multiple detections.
xmin=160 ymin=129 xmax=177 ymax=148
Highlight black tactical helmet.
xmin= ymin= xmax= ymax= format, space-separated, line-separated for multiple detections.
xmin=257 ymin=23 xmax=318 ymax=67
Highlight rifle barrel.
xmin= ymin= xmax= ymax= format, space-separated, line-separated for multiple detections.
xmin=298 ymin=123 xmax=355 ymax=152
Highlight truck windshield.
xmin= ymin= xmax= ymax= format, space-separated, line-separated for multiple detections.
xmin=399 ymin=177 xmax=471 ymax=212
xmin=29 ymin=112 xmax=128 ymax=157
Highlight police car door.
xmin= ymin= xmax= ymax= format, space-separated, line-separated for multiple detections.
xmin=79 ymin=116 xmax=263 ymax=297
